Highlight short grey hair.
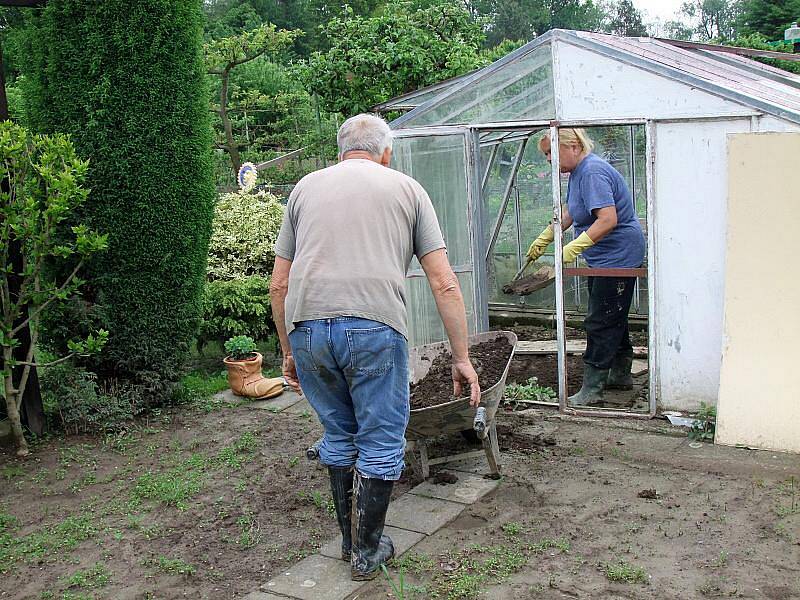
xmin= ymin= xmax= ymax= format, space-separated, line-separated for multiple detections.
xmin=337 ymin=113 xmax=393 ymax=159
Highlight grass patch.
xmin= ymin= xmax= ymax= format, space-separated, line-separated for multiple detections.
xmin=389 ymin=551 xmax=436 ymax=576
xmin=603 ymin=560 xmax=648 ymax=583
xmin=0 ymin=515 xmax=97 ymax=573
xmin=530 ymin=537 xmax=570 ymax=553
xmin=131 ymin=454 xmax=208 ymax=510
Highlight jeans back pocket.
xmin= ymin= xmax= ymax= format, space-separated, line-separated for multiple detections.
xmin=346 ymin=326 xmax=396 ymax=377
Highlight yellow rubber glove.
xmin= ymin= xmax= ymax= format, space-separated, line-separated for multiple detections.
xmin=526 ymin=226 xmax=555 ymax=262
xmin=562 ymin=232 xmax=595 ymax=263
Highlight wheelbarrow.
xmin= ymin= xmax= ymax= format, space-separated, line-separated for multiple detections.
xmin=405 ymin=330 xmax=517 ymax=480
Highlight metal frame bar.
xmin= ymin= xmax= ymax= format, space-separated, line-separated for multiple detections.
xmin=481 ymin=144 xmax=499 ymax=191
xmin=513 ymin=185 xmax=523 ymax=274
xmin=549 ymin=125 xmax=568 ymax=411
xmin=484 ymin=139 xmax=528 ymax=261
xmin=629 ymin=125 xmax=641 ymax=314
xmin=657 ymin=37 xmax=800 ymax=63
xmin=468 ymin=128 xmax=490 ymax=332
xmin=645 ymin=120 xmax=658 ymax=418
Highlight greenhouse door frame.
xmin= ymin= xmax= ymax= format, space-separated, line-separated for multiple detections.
xmin=393 ymin=126 xmax=490 ymax=336
xmin=470 ymin=118 xmax=657 ymax=419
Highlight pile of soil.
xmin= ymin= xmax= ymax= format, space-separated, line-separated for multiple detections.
xmin=410 ymin=338 xmax=513 ymax=409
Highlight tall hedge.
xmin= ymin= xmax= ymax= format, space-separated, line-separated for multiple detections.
xmin=23 ymin=1 xmax=215 ymax=395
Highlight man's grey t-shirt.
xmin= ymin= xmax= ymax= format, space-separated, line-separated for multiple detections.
xmin=274 ymin=159 xmax=446 ymax=339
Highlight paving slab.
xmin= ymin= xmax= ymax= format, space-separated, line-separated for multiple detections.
xmin=438 ymin=455 xmax=490 ymax=475
xmin=319 ymin=525 xmax=426 ymax=561
xmin=249 ymin=390 xmax=304 ymax=412
xmin=261 ymin=554 xmax=362 ymax=600
xmin=409 ymin=473 xmax=500 ymax=504
xmin=385 ymin=494 xmax=465 ymax=534
xmin=240 ymin=592 xmax=287 ymax=600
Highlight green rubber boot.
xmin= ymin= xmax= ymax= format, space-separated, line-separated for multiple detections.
xmin=569 ymin=364 xmax=608 ymax=406
xmin=606 ymin=355 xmax=634 ymax=390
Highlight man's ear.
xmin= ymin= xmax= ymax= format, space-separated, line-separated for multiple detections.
xmin=380 ymin=147 xmax=392 ymax=167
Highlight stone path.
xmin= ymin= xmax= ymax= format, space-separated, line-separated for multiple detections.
xmin=224 ymin=388 xmax=501 ymax=600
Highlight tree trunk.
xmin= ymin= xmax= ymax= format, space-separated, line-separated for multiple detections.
xmin=3 ymin=346 xmax=28 ymax=456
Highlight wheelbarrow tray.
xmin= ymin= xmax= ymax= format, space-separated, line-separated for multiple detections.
xmin=406 ymin=330 xmax=517 ymax=441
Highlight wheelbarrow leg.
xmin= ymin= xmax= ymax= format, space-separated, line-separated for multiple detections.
xmin=404 ymin=440 xmax=430 ymax=480
xmin=482 ymin=421 xmax=502 ymax=479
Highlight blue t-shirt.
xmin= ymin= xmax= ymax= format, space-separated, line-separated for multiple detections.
xmin=566 ymin=153 xmax=645 ymax=269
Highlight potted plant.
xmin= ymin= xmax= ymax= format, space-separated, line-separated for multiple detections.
xmin=223 ymin=335 xmax=284 ymax=399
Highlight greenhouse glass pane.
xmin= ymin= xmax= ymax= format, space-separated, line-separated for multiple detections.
xmin=482 ymin=140 xmax=523 ymax=247
xmin=392 ymin=134 xmax=471 ymax=268
xmin=403 ymin=45 xmax=554 ymax=127
xmin=405 ymin=272 xmax=476 ymax=347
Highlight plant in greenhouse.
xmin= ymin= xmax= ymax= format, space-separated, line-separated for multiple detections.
xmin=0 ymin=123 xmax=108 ymax=455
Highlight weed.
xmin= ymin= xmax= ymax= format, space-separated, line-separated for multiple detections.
xmin=390 ymin=552 xmax=435 ymax=576
xmin=2 ymin=465 xmax=25 ymax=480
xmin=775 ymin=476 xmax=798 ymax=517
xmin=603 ymin=560 xmax=648 ymax=583
xmin=712 ymin=550 xmax=729 ymax=568
xmin=236 ymin=514 xmax=261 ymax=548
xmin=503 ymin=378 xmax=556 ymax=408
xmin=382 ymin=564 xmax=410 ymax=599
xmin=429 ymin=543 xmax=530 ymax=599
xmin=144 ymin=555 xmax=196 ymax=576
xmin=689 ymin=402 xmax=716 ymax=443
xmin=216 ymin=432 xmax=258 ymax=469
xmin=63 ymin=562 xmax=111 ymax=589
xmin=501 ymin=522 xmax=522 ymax=536
xmin=288 ymin=456 xmax=299 ymax=468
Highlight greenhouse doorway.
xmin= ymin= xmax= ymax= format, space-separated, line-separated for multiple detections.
xmin=480 ymin=122 xmax=654 ymax=417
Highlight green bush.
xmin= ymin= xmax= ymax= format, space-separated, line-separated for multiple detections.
xmin=199 ymin=276 xmax=273 ymax=349
xmin=22 ymin=0 xmax=216 ymax=399
xmin=40 ymin=363 xmax=144 ymax=434
xmin=207 ymin=189 xmax=284 ymax=281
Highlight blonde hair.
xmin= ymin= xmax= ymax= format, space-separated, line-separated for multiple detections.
xmin=538 ymin=128 xmax=595 ymax=154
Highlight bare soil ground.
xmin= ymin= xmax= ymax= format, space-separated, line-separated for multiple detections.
xmin=356 ymin=410 xmax=800 ymax=600
xmin=0 ymin=400 xmax=411 ymax=600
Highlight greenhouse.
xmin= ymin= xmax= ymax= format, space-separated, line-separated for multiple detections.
xmin=382 ymin=29 xmax=800 ymax=415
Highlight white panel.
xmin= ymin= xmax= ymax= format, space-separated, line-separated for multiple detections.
xmin=556 ymin=42 xmax=758 ymax=121
xmin=716 ymin=133 xmax=800 ymax=453
xmin=653 ymin=119 xmax=751 ymax=412
xmin=754 ymin=115 xmax=800 ymax=133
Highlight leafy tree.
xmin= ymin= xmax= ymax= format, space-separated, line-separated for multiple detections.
xmin=205 ymin=23 xmax=301 ymax=175
xmin=678 ymin=0 xmax=743 ymax=40
xmin=602 ymin=0 xmax=648 ymax=36
xmin=306 ymin=0 xmax=490 ymax=115
xmin=737 ymin=0 xmax=800 ymax=41
xmin=0 ymin=122 xmax=108 ymax=455
xmin=473 ymin=0 xmax=605 ymax=46
xmin=23 ymin=0 xmax=216 ymax=399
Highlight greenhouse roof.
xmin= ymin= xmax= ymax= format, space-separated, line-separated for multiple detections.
xmin=384 ymin=30 xmax=800 ymax=129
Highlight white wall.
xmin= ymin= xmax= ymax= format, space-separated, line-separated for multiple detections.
xmin=653 ymin=119 xmax=751 ymax=411
xmin=555 ymin=42 xmax=758 ymax=121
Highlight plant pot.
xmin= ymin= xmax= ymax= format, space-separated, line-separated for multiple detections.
xmin=223 ymin=352 xmax=284 ymax=399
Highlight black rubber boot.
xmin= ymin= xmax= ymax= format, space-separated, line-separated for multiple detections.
xmin=569 ymin=363 xmax=609 ymax=406
xmin=328 ymin=466 xmax=354 ymax=561
xmin=350 ymin=472 xmax=395 ymax=581
xmin=606 ymin=355 xmax=634 ymax=390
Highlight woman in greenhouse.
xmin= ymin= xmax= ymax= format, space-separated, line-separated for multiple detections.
xmin=526 ymin=128 xmax=645 ymax=406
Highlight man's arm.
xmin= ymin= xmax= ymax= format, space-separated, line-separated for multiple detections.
xmin=269 ymin=256 xmax=299 ymax=391
xmin=419 ymin=249 xmax=480 ymax=407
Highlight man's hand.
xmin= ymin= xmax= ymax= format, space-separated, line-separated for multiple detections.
xmin=452 ymin=359 xmax=481 ymax=407
xmin=526 ymin=226 xmax=555 ymax=262
xmin=282 ymin=354 xmax=301 ymax=393
xmin=562 ymin=231 xmax=595 ymax=263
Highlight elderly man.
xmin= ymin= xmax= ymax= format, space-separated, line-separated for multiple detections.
xmin=270 ymin=113 xmax=480 ymax=581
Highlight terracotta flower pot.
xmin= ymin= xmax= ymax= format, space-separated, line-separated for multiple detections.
xmin=223 ymin=352 xmax=284 ymax=399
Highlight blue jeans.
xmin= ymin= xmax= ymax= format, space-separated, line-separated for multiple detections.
xmin=289 ymin=317 xmax=409 ymax=480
